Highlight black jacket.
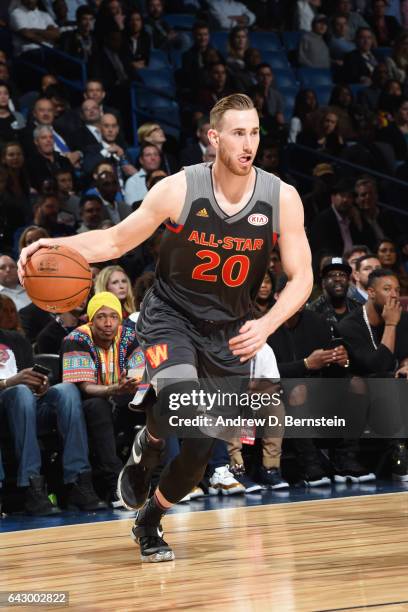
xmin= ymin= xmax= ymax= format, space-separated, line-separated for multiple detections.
xmin=337 ymin=307 xmax=408 ymax=375
xmin=310 ymin=206 xmax=377 ymax=260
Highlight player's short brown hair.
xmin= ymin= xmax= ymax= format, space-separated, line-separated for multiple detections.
xmin=210 ymin=94 xmax=255 ymax=129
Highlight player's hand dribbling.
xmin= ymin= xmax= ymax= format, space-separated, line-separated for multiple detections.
xmin=229 ymin=318 xmax=271 ymax=362
xmin=18 ymin=239 xmax=57 ymax=285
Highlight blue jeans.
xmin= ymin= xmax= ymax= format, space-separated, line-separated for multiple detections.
xmin=0 ymin=383 xmax=90 ymax=487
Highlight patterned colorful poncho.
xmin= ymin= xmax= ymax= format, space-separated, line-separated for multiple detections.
xmin=61 ymin=323 xmax=144 ymax=385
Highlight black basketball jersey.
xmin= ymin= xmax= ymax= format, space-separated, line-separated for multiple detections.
xmin=155 ymin=163 xmax=280 ymax=322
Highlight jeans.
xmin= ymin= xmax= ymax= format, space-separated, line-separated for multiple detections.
xmin=0 ymin=383 xmax=90 ymax=487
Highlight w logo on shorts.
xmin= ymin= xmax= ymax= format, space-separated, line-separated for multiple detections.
xmin=145 ymin=344 xmax=169 ymax=369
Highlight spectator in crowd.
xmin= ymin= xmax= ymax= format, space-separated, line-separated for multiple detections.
xmin=69 ymin=99 xmax=102 ymax=152
xmin=357 ymin=62 xmax=389 ymax=112
xmin=352 ymin=253 xmax=382 ymax=303
xmin=342 ymin=27 xmax=378 ymax=85
xmin=9 ymin=0 xmax=60 ymax=58
xmin=255 ymin=63 xmax=285 ymax=127
xmin=338 ymin=267 xmax=408 ymax=374
xmin=384 ymin=33 xmax=408 ymax=84
xmin=251 ymin=88 xmax=283 ymax=142
xmin=94 ymin=265 xmax=135 ymax=319
xmin=83 ymin=79 xmax=121 ymax=122
xmin=295 ymin=0 xmax=322 ymax=32
xmin=255 ymin=270 xmax=275 ymax=314
xmin=82 ymin=113 xmax=136 ymax=179
xmin=0 ymin=294 xmax=23 ymax=333
xmin=299 ymin=14 xmax=330 ymax=69
xmin=0 ymin=323 xmax=106 ymax=514
xmin=18 ymin=225 xmax=49 ymax=254
xmin=137 ymin=122 xmax=178 ymax=175
xmin=354 ymin=177 xmax=397 ymax=241
xmin=76 ymin=195 xmax=104 ymax=234
xmin=132 ymin=271 xmax=155 ymax=314
xmin=61 ymin=291 xmax=143 ymax=505
xmin=298 ymin=109 xmax=344 ymax=156
xmin=52 ymin=0 xmax=75 ymax=31
xmin=122 ymin=10 xmax=151 ymax=75
xmin=0 ymin=254 xmax=31 ymax=311
xmin=302 ymin=163 xmax=336 ymax=226
xmin=226 ymin=26 xmax=249 ymax=72
xmin=180 ymin=116 xmax=210 ymax=166
xmin=94 ymin=0 xmax=125 ymax=44
xmin=0 ymin=165 xmax=25 ymax=256
xmin=55 ymin=168 xmax=80 ymax=221
xmin=0 ymin=82 xmax=25 ymax=145
xmin=338 ymin=270 xmax=408 ymax=480
xmin=91 ymin=168 xmax=131 ymax=224
xmin=207 ymin=0 xmax=256 ymax=30
xmin=344 ymin=243 xmax=370 ymax=297
xmin=181 ymin=21 xmax=213 ymax=88
xmin=377 ymin=97 xmax=408 ymax=163
xmin=23 ymin=97 xmax=81 ymax=169
xmin=32 ymin=192 xmax=73 ymax=238
xmin=289 ymin=89 xmax=319 ymax=144
xmin=197 ymin=61 xmax=235 ymax=114
xmin=376 ymin=79 xmax=403 ymax=127
xmin=367 ymin=0 xmax=402 ymax=46
xmin=329 ymin=13 xmax=356 ymax=62
xmin=334 ymin=0 xmax=369 ymax=41
xmin=144 ymin=0 xmax=189 ymax=50
xmin=89 ymin=28 xmax=129 ymax=90
xmin=308 ymin=257 xmax=361 ymax=330
xmin=124 ymin=143 xmax=161 ymax=207
xmin=59 ymin=5 xmax=96 ymax=61
xmin=1 ymin=142 xmax=31 ymax=214
xmin=268 ymin=274 xmax=354 ymax=486
xmin=36 ymin=299 xmax=86 ymax=353
xmin=376 ymin=238 xmax=408 ymax=293
xmin=145 ymin=168 xmax=167 ymax=189
xmin=310 ymin=179 xmax=376 ymax=259
xmin=328 ymin=84 xmax=358 ymax=141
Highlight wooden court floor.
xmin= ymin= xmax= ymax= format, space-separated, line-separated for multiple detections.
xmin=2 ymin=492 xmax=408 ymax=612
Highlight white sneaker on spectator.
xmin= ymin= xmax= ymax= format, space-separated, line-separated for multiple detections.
xmin=208 ymin=465 xmax=245 ymax=496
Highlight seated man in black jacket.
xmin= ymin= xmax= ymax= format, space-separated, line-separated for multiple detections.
xmin=338 ymin=268 xmax=408 ymax=480
xmin=308 ymin=257 xmax=361 ymax=334
xmin=269 ymin=276 xmax=374 ymax=485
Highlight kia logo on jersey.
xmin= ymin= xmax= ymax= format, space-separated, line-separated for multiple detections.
xmin=248 ymin=213 xmax=268 ymax=226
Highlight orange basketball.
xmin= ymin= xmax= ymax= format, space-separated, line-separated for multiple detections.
xmin=24 ymin=245 xmax=92 ymax=313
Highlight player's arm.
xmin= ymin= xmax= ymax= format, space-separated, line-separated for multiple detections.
xmin=18 ymin=173 xmax=185 ymax=281
xmin=265 ymin=183 xmax=313 ymax=330
xmin=230 ymin=183 xmax=313 ymax=361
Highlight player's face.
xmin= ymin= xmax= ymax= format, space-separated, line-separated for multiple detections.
xmin=212 ymin=108 xmax=260 ymax=176
xmin=107 ymin=271 xmax=129 ymax=302
xmin=91 ymin=307 xmax=120 ymax=343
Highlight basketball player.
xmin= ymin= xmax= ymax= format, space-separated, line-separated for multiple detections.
xmin=19 ymin=94 xmax=313 ymax=563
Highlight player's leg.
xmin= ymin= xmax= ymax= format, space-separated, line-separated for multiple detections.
xmin=132 ymin=434 xmax=216 ymax=563
xmin=117 ymin=369 xmax=199 ymax=511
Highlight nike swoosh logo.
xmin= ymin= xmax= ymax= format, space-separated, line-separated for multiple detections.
xmin=132 ymin=442 xmax=141 ymax=463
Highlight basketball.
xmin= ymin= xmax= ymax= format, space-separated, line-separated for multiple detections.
xmin=24 ymin=245 xmax=92 ymax=313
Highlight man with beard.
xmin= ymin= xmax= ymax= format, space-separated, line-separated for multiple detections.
xmin=19 ymin=94 xmax=313 ymax=563
xmin=308 ymin=257 xmax=361 ymax=333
